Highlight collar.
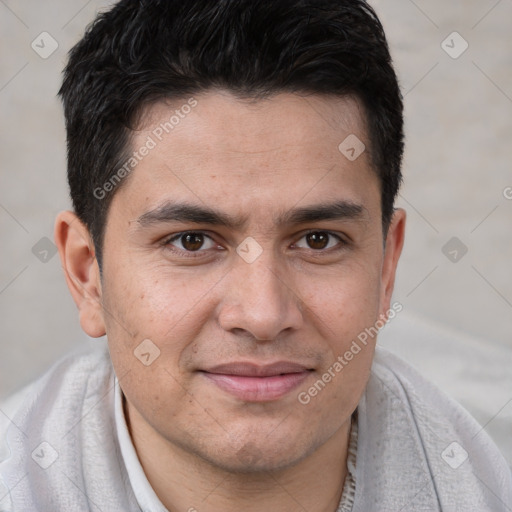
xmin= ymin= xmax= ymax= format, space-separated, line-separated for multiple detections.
xmin=114 ymin=377 xmax=169 ymax=512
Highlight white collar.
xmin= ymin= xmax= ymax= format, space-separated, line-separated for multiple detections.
xmin=114 ymin=377 xmax=169 ymax=512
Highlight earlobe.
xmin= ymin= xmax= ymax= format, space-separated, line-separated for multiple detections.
xmin=379 ymin=208 xmax=406 ymax=318
xmin=54 ymin=211 xmax=106 ymax=338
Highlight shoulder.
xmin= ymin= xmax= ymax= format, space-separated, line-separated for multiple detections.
xmin=370 ymin=346 xmax=508 ymax=462
xmin=0 ymin=384 xmax=35 ymax=463
xmin=359 ymin=346 xmax=512 ymax=511
xmin=0 ymin=346 xmax=128 ymax=511
xmin=371 ymin=346 xmax=504 ymax=446
xmin=0 ymin=346 xmax=113 ymax=461
xmin=1 ymin=345 xmax=112 ymax=405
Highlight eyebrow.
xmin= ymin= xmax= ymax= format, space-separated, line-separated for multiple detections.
xmin=138 ymin=201 xmax=246 ymax=230
xmin=137 ymin=200 xmax=368 ymax=230
xmin=280 ymin=201 xmax=367 ymax=225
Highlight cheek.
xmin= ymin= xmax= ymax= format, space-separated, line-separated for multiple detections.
xmin=293 ymin=260 xmax=381 ymax=409
xmin=103 ymin=259 xmax=223 ymax=341
xmin=100 ymin=260 xmax=228 ymax=410
xmin=101 ymin=264 xmax=213 ymax=430
xmin=297 ymin=258 xmax=382 ymax=338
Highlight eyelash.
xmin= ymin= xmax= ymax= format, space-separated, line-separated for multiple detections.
xmin=163 ymin=230 xmax=347 ymax=257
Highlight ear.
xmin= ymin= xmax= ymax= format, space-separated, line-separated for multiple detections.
xmin=54 ymin=211 xmax=106 ymax=338
xmin=379 ymin=208 xmax=406 ymax=318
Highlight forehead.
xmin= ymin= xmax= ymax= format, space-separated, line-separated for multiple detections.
xmin=139 ymin=90 xmax=368 ymax=159
xmin=111 ymin=91 xmax=380 ymax=222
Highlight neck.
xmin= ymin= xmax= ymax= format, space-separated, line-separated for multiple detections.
xmin=124 ymin=396 xmax=352 ymax=512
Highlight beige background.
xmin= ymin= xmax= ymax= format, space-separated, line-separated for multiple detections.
xmin=1 ymin=1 xmax=511 ymax=463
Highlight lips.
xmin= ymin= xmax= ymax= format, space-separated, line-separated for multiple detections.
xmin=200 ymin=362 xmax=314 ymax=402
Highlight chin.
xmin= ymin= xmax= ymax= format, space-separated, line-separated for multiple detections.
xmin=192 ymin=434 xmax=319 ymax=475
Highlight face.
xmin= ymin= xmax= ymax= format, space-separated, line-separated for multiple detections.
xmin=88 ymin=91 xmax=404 ymax=472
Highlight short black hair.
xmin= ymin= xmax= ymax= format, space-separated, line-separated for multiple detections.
xmin=59 ymin=0 xmax=403 ymax=267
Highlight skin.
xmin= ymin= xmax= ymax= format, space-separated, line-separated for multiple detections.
xmin=55 ymin=90 xmax=405 ymax=512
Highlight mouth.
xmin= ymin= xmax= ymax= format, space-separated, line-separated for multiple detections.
xmin=199 ymin=362 xmax=314 ymax=402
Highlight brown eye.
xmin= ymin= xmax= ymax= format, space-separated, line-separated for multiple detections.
xmin=294 ymin=231 xmax=343 ymax=251
xmin=167 ymin=232 xmax=216 ymax=252
xmin=306 ymin=232 xmax=330 ymax=250
xmin=181 ymin=233 xmax=204 ymax=251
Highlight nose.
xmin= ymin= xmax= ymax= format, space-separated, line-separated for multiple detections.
xmin=217 ymin=254 xmax=304 ymax=342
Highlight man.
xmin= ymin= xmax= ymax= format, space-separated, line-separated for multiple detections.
xmin=1 ymin=0 xmax=511 ymax=510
